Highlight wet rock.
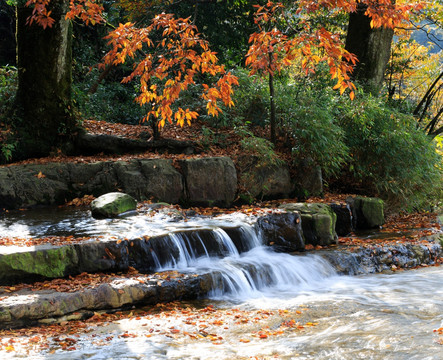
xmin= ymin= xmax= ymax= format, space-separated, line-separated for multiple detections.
xmin=346 ymin=196 xmax=384 ymax=229
xmin=91 ymin=192 xmax=137 ymax=219
xmin=179 ymin=157 xmax=237 ymax=207
xmin=330 ymin=203 xmax=353 ymax=236
xmin=256 ymin=212 xmax=305 ymax=251
xmin=0 ymin=240 xmax=130 ymax=286
xmin=279 ymin=203 xmax=337 ymax=246
xmin=318 ymin=241 xmax=441 ymax=275
xmin=236 ymin=155 xmax=293 ymax=201
xmin=75 ymin=240 xmax=129 ymax=272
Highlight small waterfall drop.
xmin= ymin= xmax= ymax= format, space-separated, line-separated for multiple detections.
xmin=153 ymin=224 xmax=337 ymax=299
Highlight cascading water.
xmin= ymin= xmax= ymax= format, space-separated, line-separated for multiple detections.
xmin=152 ymin=224 xmax=337 ymax=300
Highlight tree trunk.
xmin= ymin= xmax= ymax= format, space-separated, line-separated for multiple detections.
xmin=345 ymin=3 xmax=394 ymax=95
xmin=15 ymin=0 xmax=76 ymax=158
xmin=269 ymin=71 xmax=276 ymax=144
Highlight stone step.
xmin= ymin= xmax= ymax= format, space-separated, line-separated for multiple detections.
xmin=0 ymin=200 xmax=388 ymax=286
xmin=0 ymin=240 xmax=441 ymax=330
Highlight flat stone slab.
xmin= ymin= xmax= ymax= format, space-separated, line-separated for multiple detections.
xmin=0 ymin=272 xmax=214 ymax=329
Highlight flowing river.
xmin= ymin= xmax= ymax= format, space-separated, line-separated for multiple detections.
xmin=1 ymin=207 xmax=442 ymax=359
xmin=4 ymin=265 xmax=437 ymax=360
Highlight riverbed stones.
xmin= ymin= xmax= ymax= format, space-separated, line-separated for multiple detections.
xmin=279 ymin=203 xmax=337 ymax=246
xmin=346 ymin=196 xmax=384 ymax=229
xmin=179 ymin=157 xmax=237 ymax=207
xmin=91 ymin=192 xmax=137 ymax=218
xmin=256 ymin=212 xmax=305 ymax=251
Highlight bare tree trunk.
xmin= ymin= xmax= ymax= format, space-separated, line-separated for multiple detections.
xmin=15 ymin=0 xmax=76 ymax=158
xmin=345 ymin=3 xmax=394 ymax=95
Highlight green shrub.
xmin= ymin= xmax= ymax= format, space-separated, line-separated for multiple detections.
xmin=215 ymin=68 xmax=348 ymax=177
xmin=73 ymin=68 xmax=147 ymax=125
xmin=337 ymin=92 xmax=442 ymax=211
xmin=235 ymin=125 xmax=283 ymax=167
xmin=275 ymin=82 xmax=349 ymax=177
xmin=0 ymin=65 xmax=18 ymax=163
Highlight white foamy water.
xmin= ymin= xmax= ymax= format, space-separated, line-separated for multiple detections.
xmin=2 ymin=266 xmax=440 ymax=360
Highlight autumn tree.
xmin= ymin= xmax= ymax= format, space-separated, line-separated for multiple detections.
xmin=344 ymin=0 xmax=425 ymax=94
xmin=100 ymin=14 xmax=238 ymax=139
xmin=246 ymin=1 xmax=357 ymax=143
xmin=9 ymin=0 xmax=238 ymax=160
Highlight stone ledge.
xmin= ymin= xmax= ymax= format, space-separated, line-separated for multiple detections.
xmin=0 ymin=240 xmax=440 ymax=329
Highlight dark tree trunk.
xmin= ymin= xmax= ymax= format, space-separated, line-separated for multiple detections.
xmin=345 ymin=3 xmax=394 ymax=95
xmin=0 ymin=2 xmax=16 ymax=66
xmin=15 ymin=0 xmax=76 ymax=158
xmin=269 ymin=71 xmax=276 ymax=144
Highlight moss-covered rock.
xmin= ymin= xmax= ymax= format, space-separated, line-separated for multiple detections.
xmin=279 ymin=203 xmax=337 ymax=246
xmin=90 ymin=192 xmax=137 ymax=219
xmin=0 ymin=246 xmax=78 ymax=284
xmin=346 ymin=196 xmax=384 ymax=229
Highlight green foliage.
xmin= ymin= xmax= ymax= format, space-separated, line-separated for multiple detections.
xmin=170 ymin=0 xmax=256 ymax=66
xmin=0 ymin=65 xmax=18 ymax=163
xmin=71 ymin=21 xmax=147 ymax=125
xmin=73 ymin=73 xmax=147 ymax=125
xmin=235 ymin=125 xmax=283 ymax=167
xmin=190 ymin=68 xmax=268 ymax=129
xmin=275 ymin=79 xmax=349 ymax=178
xmin=337 ymin=91 xmax=443 ymax=210
xmin=199 ymin=126 xmax=229 ymax=150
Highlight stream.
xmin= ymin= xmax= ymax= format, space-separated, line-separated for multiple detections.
xmin=1 ymin=207 xmax=442 ymax=359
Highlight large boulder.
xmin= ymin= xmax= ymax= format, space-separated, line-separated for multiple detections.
xmin=0 ymin=163 xmax=70 ymax=209
xmin=139 ymin=159 xmax=183 ymax=203
xmin=236 ymin=155 xmax=293 ymax=201
xmin=255 ymin=212 xmax=305 ymax=252
xmin=68 ymin=161 xmax=116 ymax=197
xmin=279 ymin=203 xmax=337 ymax=246
xmin=1 ymin=156 xmax=234 ymax=209
xmin=179 ymin=157 xmax=237 ymax=207
xmin=330 ymin=203 xmax=353 ymax=236
xmin=90 ymin=192 xmax=137 ymax=219
xmin=346 ymin=196 xmax=384 ymax=229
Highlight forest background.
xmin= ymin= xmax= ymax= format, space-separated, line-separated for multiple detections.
xmin=0 ymin=0 xmax=442 ymax=212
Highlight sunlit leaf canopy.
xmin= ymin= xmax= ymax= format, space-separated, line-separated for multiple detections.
xmin=23 ymin=0 xmax=428 ymax=126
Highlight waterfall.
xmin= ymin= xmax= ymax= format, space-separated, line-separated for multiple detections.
xmin=153 ymin=224 xmax=337 ymax=299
